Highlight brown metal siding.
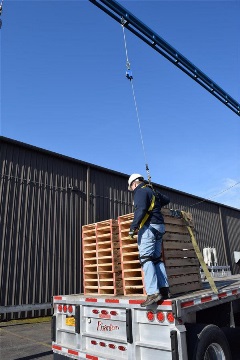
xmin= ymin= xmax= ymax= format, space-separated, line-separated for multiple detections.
xmin=1 ymin=136 xmax=240 ymax=319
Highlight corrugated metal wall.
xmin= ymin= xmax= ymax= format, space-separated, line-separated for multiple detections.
xmin=0 ymin=139 xmax=87 ymax=319
xmin=89 ymin=168 xmax=133 ymax=223
xmin=220 ymin=207 xmax=240 ymax=275
xmin=1 ymin=136 xmax=240 ymax=319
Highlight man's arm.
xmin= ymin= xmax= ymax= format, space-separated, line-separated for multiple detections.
xmin=158 ymin=193 xmax=170 ymax=207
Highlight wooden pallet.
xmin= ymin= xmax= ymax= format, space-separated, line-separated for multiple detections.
xmin=96 ymin=219 xmax=123 ymax=295
xmin=82 ymin=219 xmax=123 ymax=295
xmin=162 ymin=209 xmax=202 ymax=295
xmin=82 ymin=223 xmax=98 ymax=292
xmin=118 ymin=213 xmax=145 ymax=296
xmin=96 ymin=219 xmax=120 ymax=273
xmin=98 ymin=272 xmax=123 ymax=295
xmin=83 ymin=272 xmax=99 ymax=295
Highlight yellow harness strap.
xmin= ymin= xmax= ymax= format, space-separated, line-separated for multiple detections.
xmin=181 ymin=211 xmax=218 ymax=294
xmin=139 ymin=191 xmax=155 ymax=229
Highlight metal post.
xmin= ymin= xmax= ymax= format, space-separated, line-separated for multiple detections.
xmin=86 ymin=166 xmax=91 ymax=224
xmin=218 ymin=206 xmax=231 ymax=271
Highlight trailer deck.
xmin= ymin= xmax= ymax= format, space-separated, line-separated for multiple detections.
xmin=53 ymin=274 xmax=240 ymax=308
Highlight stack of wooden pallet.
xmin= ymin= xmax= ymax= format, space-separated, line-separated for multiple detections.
xmin=117 ymin=210 xmax=202 ymax=296
xmin=162 ymin=209 xmax=202 ymax=295
xmin=82 ymin=210 xmax=202 ymax=296
xmin=118 ymin=214 xmax=145 ymax=296
xmin=82 ymin=220 xmax=123 ymax=295
xmin=82 ymin=223 xmax=98 ymax=294
xmin=96 ymin=219 xmax=123 ymax=295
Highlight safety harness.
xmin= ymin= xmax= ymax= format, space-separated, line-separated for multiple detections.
xmin=139 ymin=185 xmax=156 ymax=229
xmin=138 ymin=186 xmax=162 ymax=266
xmin=139 ymin=254 xmax=162 ymax=267
xmin=139 ymin=223 xmax=162 ymax=266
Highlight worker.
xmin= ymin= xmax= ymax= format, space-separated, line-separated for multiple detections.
xmin=128 ymin=173 xmax=170 ymax=307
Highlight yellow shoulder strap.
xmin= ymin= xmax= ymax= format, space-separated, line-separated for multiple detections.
xmin=139 ymin=194 xmax=155 ymax=229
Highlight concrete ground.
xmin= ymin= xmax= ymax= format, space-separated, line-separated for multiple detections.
xmin=0 ymin=317 xmax=53 ymax=360
xmin=0 ymin=317 xmax=239 ymax=360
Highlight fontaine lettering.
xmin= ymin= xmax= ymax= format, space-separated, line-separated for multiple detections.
xmin=97 ymin=321 xmax=120 ymax=331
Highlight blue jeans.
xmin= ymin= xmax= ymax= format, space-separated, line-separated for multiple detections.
xmin=138 ymin=223 xmax=169 ymax=295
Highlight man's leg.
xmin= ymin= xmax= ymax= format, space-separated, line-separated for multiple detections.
xmin=138 ymin=226 xmax=161 ymax=307
xmin=150 ymin=224 xmax=170 ymax=298
xmin=138 ymin=226 xmax=159 ymax=294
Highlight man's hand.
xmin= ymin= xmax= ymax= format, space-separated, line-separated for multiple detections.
xmin=129 ymin=229 xmax=136 ymax=239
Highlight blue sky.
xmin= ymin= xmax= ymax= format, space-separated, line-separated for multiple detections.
xmin=1 ymin=0 xmax=240 ymax=208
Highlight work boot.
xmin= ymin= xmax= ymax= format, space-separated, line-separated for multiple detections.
xmin=160 ymin=287 xmax=170 ymax=300
xmin=140 ymin=293 xmax=161 ymax=307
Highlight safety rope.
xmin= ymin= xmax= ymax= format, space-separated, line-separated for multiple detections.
xmin=190 ymin=180 xmax=240 ymax=208
xmin=121 ymin=18 xmax=151 ymax=185
xmin=121 ymin=18 xmax=130 ymax=70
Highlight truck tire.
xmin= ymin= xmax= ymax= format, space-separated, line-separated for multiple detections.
xmin=192 ymin=324 xmax=232 ymax=360
xmin=53 ymin=353 xmax=69 ymax=360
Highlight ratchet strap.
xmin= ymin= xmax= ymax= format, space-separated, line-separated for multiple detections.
xmin=181 ymin=211 xmax=218 ymax=294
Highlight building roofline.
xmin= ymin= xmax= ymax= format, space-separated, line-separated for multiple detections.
xmin=1 ymin=135 xmax=239 ymax=212
xmin=0 ymin=135 xmax=127 ymax=177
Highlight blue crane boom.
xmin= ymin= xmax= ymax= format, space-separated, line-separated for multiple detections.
xmin=89 ymin=0 xmax=240 ymax=117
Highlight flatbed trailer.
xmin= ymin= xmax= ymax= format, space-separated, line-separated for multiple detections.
xmin=52 ymin=275 xmax=240 ymax=360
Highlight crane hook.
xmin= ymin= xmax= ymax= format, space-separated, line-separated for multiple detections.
xmin=126 ymin=61 xmax=133 ymax=81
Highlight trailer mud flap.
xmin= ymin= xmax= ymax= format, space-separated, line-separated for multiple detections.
xmin=75 ymin=305 xmax=80 ymax=334
xmin=51 ymin=315 xmax=56 ymax=342
xmin=170 ymin=330 xmax=179 ymax=360
xmin=126 ymin=308 xmax=133 ymax=343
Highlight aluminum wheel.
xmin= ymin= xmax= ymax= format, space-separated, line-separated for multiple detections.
xmin=187 ymin=324 xmax=232 ymax=360
xmin=204 ymin=342 xmax=227 ymax=360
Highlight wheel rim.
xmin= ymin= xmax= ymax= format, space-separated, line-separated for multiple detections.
xmin=204 ymin=343 xmax=226 ymax=360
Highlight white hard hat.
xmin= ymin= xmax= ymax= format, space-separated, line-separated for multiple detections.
xmin=128 ymin=173 xmax=144 ymax=190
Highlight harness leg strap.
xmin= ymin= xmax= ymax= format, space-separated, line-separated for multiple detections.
xmin=139 ymin=255 xmax=162 ymax=267
xmin=153 ymin=256 xmax=161 ymax=265
xmin=149 ymin=225 xmax=162 ymax=237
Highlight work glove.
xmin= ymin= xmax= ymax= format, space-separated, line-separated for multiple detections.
xmin=129 ymin=230 xmax=136 ymax=239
